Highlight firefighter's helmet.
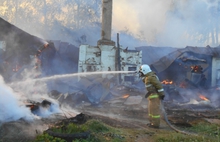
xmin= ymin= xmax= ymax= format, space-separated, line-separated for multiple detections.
xmin=139 ymin=64 xmax=152 ymax=75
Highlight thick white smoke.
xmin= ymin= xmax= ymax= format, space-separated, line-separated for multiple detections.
xmin=0 ymin=70 xmax=62 ymax=123
xmin=0 ymin=75 xmax=34 ymax=122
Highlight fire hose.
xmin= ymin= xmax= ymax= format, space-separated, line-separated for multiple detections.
xmin=133 ymin=71 xmax=199 ymax=136
xmin=160 ymin=100 xmax=198 ymax=136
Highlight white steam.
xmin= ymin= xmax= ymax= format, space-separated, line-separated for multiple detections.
xmin=0 ymin=63 xmax=62 ymax=123
xmin=0 ymin=76 xmax=34 ymax=122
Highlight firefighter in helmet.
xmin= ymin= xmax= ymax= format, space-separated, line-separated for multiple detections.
xmin=138 ymin=64 xmax=165 ymax=128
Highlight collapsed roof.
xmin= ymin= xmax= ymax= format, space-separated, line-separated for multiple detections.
xmin=2 ymin=16 xmax=220 ymax=89
xmin=136 ymin=46 xmax=177 ymax=65
xmin=0 ymin=17 xmax=79 ymax=82
xmin=0 ymin=17 xmax=47 ymax=58
xmin=150 ymin=46 xmax=220 ymax=73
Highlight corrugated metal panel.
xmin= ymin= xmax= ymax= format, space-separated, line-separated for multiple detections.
xmin=0 ymin=17 xmax=45 ymax=55
xmin=136 ymin=46 xmax=177 ymax=65
xmin=151 ymin=46 xmax=220 ymax=73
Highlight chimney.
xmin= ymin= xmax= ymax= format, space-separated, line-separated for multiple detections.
xmin=98 ymin=0 xmax=115 ymax=46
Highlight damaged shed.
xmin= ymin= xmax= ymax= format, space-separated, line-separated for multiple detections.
xmin=0 ymin=17 xmax=57 ymax=82
xmin=0 ymin=17 xmax=79 ymax=82
xmin=150 ymin=46 xmax=220 ymax=89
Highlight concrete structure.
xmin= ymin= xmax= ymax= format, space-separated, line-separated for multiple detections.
xmin=211 ymin=57 xmax=220 ymax=86
xmin=78 ymin=0 xmax=142 ymax=86
xmin=0 ymin=41 xmax=6 ymax=51
xmin=101 ymin=0 xmax=113 ymax=41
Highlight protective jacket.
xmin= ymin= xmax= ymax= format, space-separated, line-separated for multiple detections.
xmin=142 ymin=71 xmax=164 ymax=98
xmin=142 ymin=71 xmax=164 ymax=127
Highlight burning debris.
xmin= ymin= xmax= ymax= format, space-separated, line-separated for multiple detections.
xmin=144 ymin=46 xmax=220 ymax=110
xmin=24 ymin=99 xmax=58 ymax=116
xmin=1 ymin=0 xmax=219 ymax=111
xmin=161 ymin=79 xmax=173 ymax=85
xmin=179 ymin=96 xmax=211 ymax=106
xmin=199 ymin=94 xmax=209 ymax=102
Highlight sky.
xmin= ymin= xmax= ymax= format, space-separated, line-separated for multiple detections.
xmin=0 ymin=0 xmax=218 ymax=48
xmin=112 ymin=0 xmax=220 ymax=47
xmin=113 ymin=0 xmax=170 ymax=43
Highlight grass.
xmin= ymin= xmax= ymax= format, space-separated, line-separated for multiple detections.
xmin=153 ymin=121 xmax=220 ymax=142
xmin=33 ymin=119 xmax=131 ymax=142
xmin=33 ymin=118 xmax=220 ymax=142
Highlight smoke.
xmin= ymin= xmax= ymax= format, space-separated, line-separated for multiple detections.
xmin=113 ymin=0 xmax=170 ymax=43
xmin=1 ymin=0 xmax=219 ymax=48
xmin=0 ymin=75 xmax=34 ymax=122
xmin=1 ymin=61 xmax=62 ymax=123
xmin=113 ymin=0 xmax=220 ymax=47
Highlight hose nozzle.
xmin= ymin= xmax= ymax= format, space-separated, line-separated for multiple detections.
xmin=127 ymin=71 xmax=139 ymax=74
xmin=134 ymin=70 xmax=139 ymax=74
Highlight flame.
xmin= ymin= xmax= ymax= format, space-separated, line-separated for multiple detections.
xmin=44 ymin=43 xmax=49 ymax=48
xmin=13 ymin=64 xmax=21 ymax=72
xmin=30 ymin=105 xmax=35 ymax=109
xmin=161 ymin=80 xmax=173 ymax=85
xmin=216 ymin=87 xmax=220 ymax=90
xmin=122 ymin=94 xmax=129 ymax=98
xmin=199 ymin=95 xmax=209 ymax=101
xmin=179 ymin=82 xmax=186 ymax=88
xmin=191 ymin=65 xmax=203 ymax=73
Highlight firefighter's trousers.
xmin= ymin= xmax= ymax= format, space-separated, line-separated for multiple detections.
xmin=148 ymin=94 xmax=161 ymax=127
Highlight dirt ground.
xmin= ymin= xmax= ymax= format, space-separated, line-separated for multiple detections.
xmin=0 ymin=105 xmax=219 ymax=142
xmin=1 ymin=88 xmax=220 ymax=142
xmin=75 ymin=100 xmax=220 ymax=142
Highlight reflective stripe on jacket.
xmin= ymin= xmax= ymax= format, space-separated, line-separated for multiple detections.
xmin=149 ymin=114 xmax=161 ymax=118
xmin=148 ymin=94 xmax=159 ymax=99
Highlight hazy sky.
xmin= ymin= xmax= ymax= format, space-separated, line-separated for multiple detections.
xmin=0 ymin=0 xmax=219 ymax=48
xmin=113 ymin=0 xmax=220 ymax=47
xmin=113 ymin=0 xmax=170 ymax=41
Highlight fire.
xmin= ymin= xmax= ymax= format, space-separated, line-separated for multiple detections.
xmin=161 ymin=80 xmax=173 ymax=85
xmin=191 ymin=65 xmax=203 ymax=73
xmin=122 ymin=94 xmax=129 ymax=98
xmin=199 ymin=95 xmax=209 ymax=101
xmin=44 ymin=43 xmax=49 ymax=48
xmin=216 ymin=87 xmax=220 ymax=90
xmin=13 ymin=64 xmax=21 ymax=72
xmin=179 ymin=82 xmax=187 ymax=88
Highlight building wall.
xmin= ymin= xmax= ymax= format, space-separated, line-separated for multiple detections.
xmin=211 ymin=57 xmax=220 ymax=86
xmin=78 ymin=44 xmax=142 ymax=85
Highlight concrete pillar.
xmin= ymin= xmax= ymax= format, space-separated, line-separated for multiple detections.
xmin=102 ymin=0 xmax=112 ymax=40
xmin=98 ymin=0 xmax=115 ymax=46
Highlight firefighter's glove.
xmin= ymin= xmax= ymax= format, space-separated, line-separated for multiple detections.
xmin=145 ymin=92 xmax=151 ymax=98
xmin=160 ymin=95 xmax=165 ymax=100
xmin=159 ymin=92 xmax=165 ymax=100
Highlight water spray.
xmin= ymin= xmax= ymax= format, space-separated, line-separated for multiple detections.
xmin=9 ymin=71 xmax=136 ymax=86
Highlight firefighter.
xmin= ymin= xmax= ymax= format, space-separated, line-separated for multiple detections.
xmin=138 ymin=64 xmax=165 ymax=128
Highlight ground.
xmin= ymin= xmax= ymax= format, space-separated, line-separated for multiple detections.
xmin=0 ymin=87 xmax=220 ymax=142
xmin=1 ymin=103 xmax=219 ymax=142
